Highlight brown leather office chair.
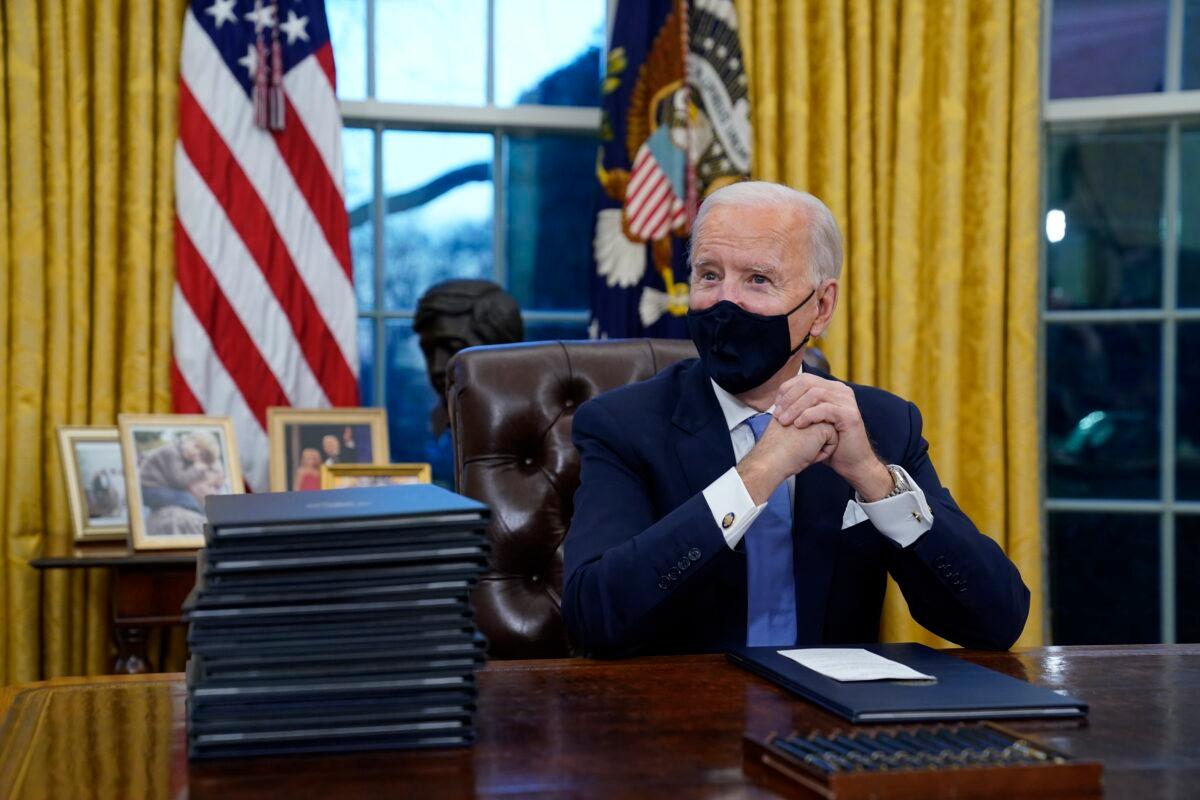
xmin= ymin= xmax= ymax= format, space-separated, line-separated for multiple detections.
xmin=446 ymin=338 xmax=698 ymax=658
xmin=446 ymin=338 xmax=832 ymax=659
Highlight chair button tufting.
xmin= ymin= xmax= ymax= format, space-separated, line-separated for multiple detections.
xmin=523 ymin=457 xmax=534 ymax=466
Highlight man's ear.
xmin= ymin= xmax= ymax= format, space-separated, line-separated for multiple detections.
xmin=808 ymin=279 xmax=838 ymax=338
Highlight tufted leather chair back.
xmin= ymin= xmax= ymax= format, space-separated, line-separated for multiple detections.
xmin=446 ymin=338 xmax=699 ymax=659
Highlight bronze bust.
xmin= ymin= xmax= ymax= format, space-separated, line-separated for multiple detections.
xmin=414 ymin=280 xmax=524 ymax=435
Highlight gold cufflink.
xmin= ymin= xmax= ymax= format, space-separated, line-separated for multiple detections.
xmin=721 ymin=512 xmax=736 ymax=529
xmin=912 ymin=512 xmax=922 ymax=521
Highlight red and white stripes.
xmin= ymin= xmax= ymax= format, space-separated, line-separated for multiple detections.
xmin=173 ymin=7 xmax=358 ymax=492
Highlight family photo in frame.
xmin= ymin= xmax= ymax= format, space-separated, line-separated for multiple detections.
xmin=267 ymin=407 xmax=390 ymax=492
xmin=118 ymin=414 xmax=243 ymax=551
xmin=56 ymin=426 xmax=129 ymax=542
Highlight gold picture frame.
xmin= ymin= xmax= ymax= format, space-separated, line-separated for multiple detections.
xmin=56 ymin=426 xmax=130 ymax=542
xmin=320 ymin=463 xmax=433 ymax=490
xmin=118 ymin=414 xmax=244 ymax=551
xmin=266 ymin=407 xmax=390 ymax=492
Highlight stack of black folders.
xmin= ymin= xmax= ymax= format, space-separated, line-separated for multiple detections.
xmin=183 ymin=483 xmax=490 ymax=760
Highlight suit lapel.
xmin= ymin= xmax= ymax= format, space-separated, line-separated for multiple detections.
xmin=671 ymin=362 xmax=736 ymax=495
xmin=791 ymin=456 xmax=852 ymax=643
xmin=790 ymin=360 xmax=851 ymax=643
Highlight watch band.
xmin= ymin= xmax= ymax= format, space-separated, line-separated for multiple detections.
xmin=883 ymin=465 xmax=908 ymax=499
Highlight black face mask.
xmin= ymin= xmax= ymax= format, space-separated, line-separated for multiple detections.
xmin=686 ymin=289 xmax=816 ymax=394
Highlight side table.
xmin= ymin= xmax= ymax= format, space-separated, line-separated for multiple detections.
xmin=30 ymin=545 xmax=198 ymax=674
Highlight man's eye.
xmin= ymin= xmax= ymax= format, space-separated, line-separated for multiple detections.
xmin=750 ymin=274 xmax=769 ymax=285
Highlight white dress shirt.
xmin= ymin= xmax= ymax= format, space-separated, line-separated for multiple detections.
xmin=699 ymin=379 xmax=933 ymax=550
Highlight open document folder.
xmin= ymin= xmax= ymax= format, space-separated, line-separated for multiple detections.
xmin=727 ymin=643 xmax=1088 ymax=723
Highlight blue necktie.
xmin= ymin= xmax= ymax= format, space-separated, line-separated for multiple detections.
xmin=744 ymin=412 xmax=798 ymax=647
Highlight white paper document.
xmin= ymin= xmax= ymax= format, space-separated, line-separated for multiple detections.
xmin=777 ymin=648 xmax=937 ymax=682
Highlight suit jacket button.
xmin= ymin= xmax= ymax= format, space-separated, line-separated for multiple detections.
xmin=688 ymin=548 xmax=702 ymax=562
xmin=658 ymin=578 xmax=670 ymax=590
xmin=934 ymin=555 xmax=949 ymax=568
xmin=668 ymin=567 xmax=681 ymax=580
xmin=955 ymin=582 xmax=968 ymax=592
xmin=721 ymin=512 xmax=736 ymax=529
xmin=677 ymin=557 xmax=690 ymax=571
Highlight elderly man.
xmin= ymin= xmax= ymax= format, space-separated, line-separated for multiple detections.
xmin=562 ymin=182 xmax=1029 ymax=657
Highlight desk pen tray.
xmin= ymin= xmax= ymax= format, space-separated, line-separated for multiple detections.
xmin=743 ymin=722 xmax=1102 ymax=799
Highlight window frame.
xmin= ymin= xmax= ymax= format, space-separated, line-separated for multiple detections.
xmin=1041 ymin=0 xmax=1200 ymax=644
xmin=340 ymin=0 xmax=604 ymax=414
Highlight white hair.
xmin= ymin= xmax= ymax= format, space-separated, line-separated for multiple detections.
xmin=691 ymin=181 xmax=844 ymax=284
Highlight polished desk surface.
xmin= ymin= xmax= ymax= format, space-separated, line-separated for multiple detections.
xmin=0 ymin=645 xmax=1197 ymax=798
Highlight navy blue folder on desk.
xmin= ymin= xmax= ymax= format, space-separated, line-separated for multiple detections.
xmin=727 ymin=643 xmax=1088 ymax=723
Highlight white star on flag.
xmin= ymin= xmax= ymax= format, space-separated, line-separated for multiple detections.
xmin=245 ymin=1 xmax=277 ymax=32
xmin=237 ymin=44 xmax=258 ymax=78
xmin=279 ymin=10 xmax=310 ymax=44
xmin=204 ymin=0 xmax=237 ymax=29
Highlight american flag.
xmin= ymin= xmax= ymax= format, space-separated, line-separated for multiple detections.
xmin=625 ymin=129 xmax=688 ymax=242
xmin=172 ymin=0 xmax=358 ymax=492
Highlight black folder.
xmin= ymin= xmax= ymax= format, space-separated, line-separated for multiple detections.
xmin=727 ymin=643 xmax=1088 ymax=723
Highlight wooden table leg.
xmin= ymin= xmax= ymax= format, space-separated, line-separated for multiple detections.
xmin=113 ymin=626 xmax=151 ymax=674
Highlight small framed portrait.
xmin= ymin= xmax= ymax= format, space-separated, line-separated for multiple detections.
xmin=118 ymin=414 xmax=243 ymax=551
xmin=56 ymin=426 xmax=129 ymax=542
xmin=267 ymin=407 xmax=390 ymax=492
xmin=320 ymin=463 xmax=432 ymax=490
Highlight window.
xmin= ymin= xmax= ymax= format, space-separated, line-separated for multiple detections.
xmin=329 ymin=0 xmax=605 ymax=483
xmin=1043 ymin=0 xmax=1200 ymax=644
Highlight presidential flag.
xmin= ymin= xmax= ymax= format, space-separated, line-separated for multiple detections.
xmin=172 ymin=0 xmax=358 ymax=492
xmin=591 ymin=0 xmax=752 ymax=339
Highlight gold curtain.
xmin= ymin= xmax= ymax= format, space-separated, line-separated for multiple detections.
xmin=738 ymin=0 xmax=1043 ymax=647
xmin=0 ymin=0 xmax=185 ymax=685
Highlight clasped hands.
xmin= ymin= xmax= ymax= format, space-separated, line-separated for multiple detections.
xmin=737 ymin=374 xmax=894 ymax=505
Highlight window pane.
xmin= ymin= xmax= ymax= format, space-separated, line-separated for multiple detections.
xmin=375 ymin=0 xmax=486 ymax=104
xmin=1046 ymin=129 xmax=1164 ymax=310
xmin=1049 ymin=512 xmax=1160 ymax=644
xmin=505 ymin=134 xmax=597 ymax=311
xmin=495 ymin=0 xmax=604 ymax=106
xmin=1049 ymin=0 xmax=1168 ymax=99
xmin=327 ymin=0 xmax=367 ymax=100
xmin=344 ymin=128 xmax=375 ymax=310
xmin=1046 ymin=323 xmax=1160 ymax=499
xmin=358 ymin=317 xmax=375 ymax=404
xmin=383 ymin=320 xmax=455 ymax=487
xmin=1178 ymin=516 xmax=1200 ymax=642
xmin=1179 ymin=323 xmax=1200 ymax=499
xmin=1180 ymin=126 xmax=1200 ymax=307
xmin=1185 ymin=0 xmax=1200 ymax=90
xmin=523 ymin=318 xmax=589 ymax=342
xmin=381 ymin=131 xmax=493 ymax=312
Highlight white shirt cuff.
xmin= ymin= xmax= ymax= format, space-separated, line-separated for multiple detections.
xmin=702 ymin=467 xmax=766 ymax=550
xmin=853 ymin=465 xmax=933 ymax=548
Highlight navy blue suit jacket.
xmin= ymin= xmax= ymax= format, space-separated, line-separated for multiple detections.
xmin=562 ymin=358 xmax=1030 ymax=657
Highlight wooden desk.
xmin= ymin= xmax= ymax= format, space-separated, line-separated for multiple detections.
xmin=0 ymin=645 xmax=1197 ymax=798
xmin=30 ymin=546 xmax=197 ymax=674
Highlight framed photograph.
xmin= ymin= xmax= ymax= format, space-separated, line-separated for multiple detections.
xmin=56 ymin=426 xmax=130 ymax=542
xmin=320 ymin=463 xmax=432 ymax=490
xmin=267 ymin=407 xmax=390 ymax=492
xmin=118 ymin=414 xmax=243 ymax=551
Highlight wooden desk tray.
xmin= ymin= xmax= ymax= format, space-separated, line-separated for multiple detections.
xmin=743 ymin=722 xmax=1102 ymax=799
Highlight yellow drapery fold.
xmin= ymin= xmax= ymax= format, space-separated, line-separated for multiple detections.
xmin=738 ymin=0 xmax=1043 ymax=647
xmin=0 ymin=0 xmax=184 ymax=685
